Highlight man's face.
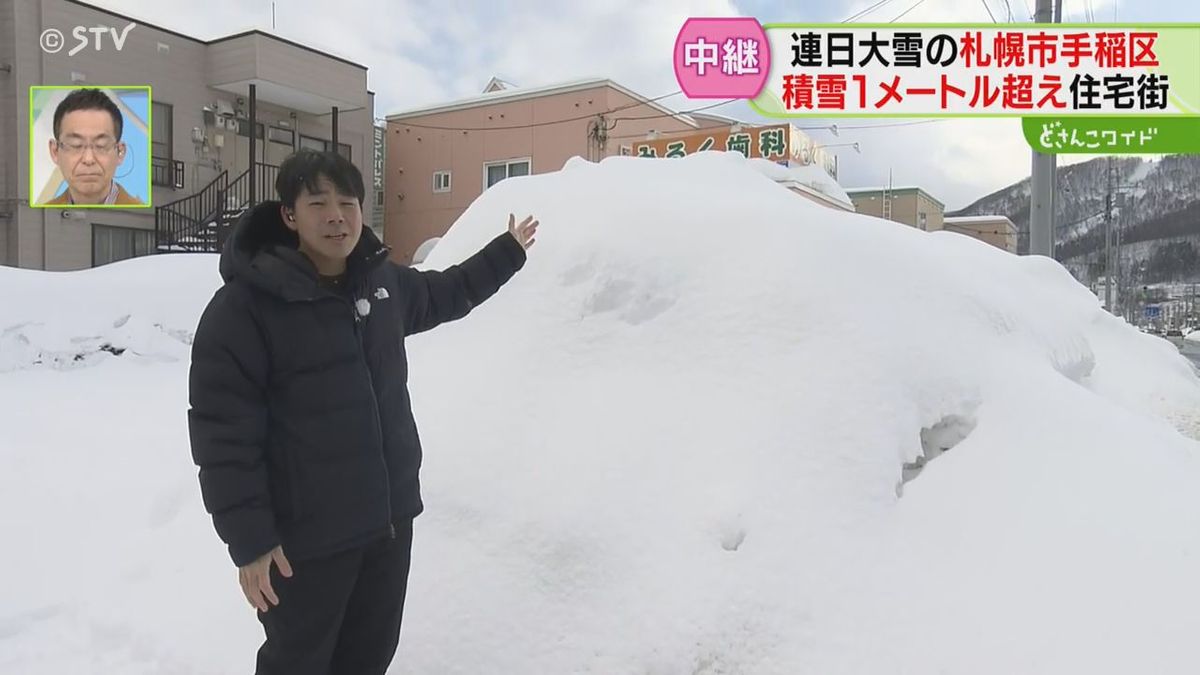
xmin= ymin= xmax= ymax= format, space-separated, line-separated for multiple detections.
xmin=284 ymin=177 xmax=363 ymax=270
xmin=48 ymin=109 xmax=124 ymax=203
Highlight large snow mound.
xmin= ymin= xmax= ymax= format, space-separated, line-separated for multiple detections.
xmin=0 ymin=255 xmax=221 ymax=372
xmin=748 ymin=156 xmax=854 ymax=206
xmin=2 ymin=151 xmax=1199 ymax=674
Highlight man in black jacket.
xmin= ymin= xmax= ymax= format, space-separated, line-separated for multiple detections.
xmin=187 ymin=149 xmax=537 ymax=675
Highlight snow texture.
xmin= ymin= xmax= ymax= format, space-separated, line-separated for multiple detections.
xmin=2 ymin=151 xmax=1200 ymax=674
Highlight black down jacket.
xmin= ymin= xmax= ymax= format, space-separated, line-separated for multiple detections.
xmin=188 ymin=201 xmax=526 ymax=566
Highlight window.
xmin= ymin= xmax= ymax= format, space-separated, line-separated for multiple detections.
xmin=918 ymin=212 xmax=928 ymax=230
xmin=151 ymin=102 xmax=173 ymax=187
xmin=151 ymin=102 xmax=172 ymax=162
xmin=433 ymin=171 xmax=452 ymax=193
xmin=299 ymin=134 xmax=325 ymax=152
xmin=92 ymin=224 xmax=154 ymax=267
xmin=375 ymin=191 xmax=384 ymax=207
xmin=299 ymin=135 xmax=350 ymax=159
xmin=620 ymin=145 xmax=632 ymax=156
xmin=236 ymin=121 xmax=264 ymax=139
xmin=484 ymin=158 xmax=530 ymax=189
xmin=268 ymin=126 xmax=295 ymax=146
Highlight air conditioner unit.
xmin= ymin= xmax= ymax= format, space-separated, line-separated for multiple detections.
xmin=226 ymin=119 xmax=239 ymax=133
xmin=215 ymin=99 xmax=236 ymax=117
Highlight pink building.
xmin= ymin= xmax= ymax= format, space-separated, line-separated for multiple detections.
xmin=384 ymin=77 xmax=731 ymax=263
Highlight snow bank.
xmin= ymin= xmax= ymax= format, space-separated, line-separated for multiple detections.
xmin=748 ymin=156 xmax=854 ymax=207
xmin=2 ymin=151 xmax=1199 ymax=674
xmin=0 ymin=255 xmax=221 ymax=371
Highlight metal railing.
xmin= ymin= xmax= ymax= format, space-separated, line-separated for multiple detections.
xmin=155 ymin=162 xmax=279 ymax=253
xmin=151 ymin=157 xmax=185 ymax=189
xmin=155 ymin=170 xmax=228 ymax=252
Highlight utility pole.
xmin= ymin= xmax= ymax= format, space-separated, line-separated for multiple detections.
xmin=1108 ymin=189 xmax=1118 ymax=314
xmin=1104 ymin=157 xmax=1114 ymax=313
xmin=1029 ymin=0 xmax=1057 ymax=257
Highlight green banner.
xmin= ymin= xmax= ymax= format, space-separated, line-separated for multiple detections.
xmin=1022 ymin=116 xmax=1200 ymax=153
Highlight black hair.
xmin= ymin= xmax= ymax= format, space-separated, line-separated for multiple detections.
xmin=53 ymin=88 xmax=123 ymax=141
xmin=275 ymin=149 xmax=365 ymax=209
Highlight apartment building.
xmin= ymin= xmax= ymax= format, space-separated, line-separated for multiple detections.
xmin=1 ymin=0 xmax=376 ymax=270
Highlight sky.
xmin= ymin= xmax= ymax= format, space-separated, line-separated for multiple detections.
xmin=92 ymin=0 xmax=1199 ymax=211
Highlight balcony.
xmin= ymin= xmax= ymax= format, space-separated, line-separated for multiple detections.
xmin=152 ymin=158 xmax=185 ymax=189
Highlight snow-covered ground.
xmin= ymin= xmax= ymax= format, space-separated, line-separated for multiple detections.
xmin=3 ymin=151 xmax=1200 ymax=674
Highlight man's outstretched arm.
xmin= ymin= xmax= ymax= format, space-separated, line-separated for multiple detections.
xmin=397 ymin=214 xmax=538 ymax=336
xmin=187 ymin=287 xmax=279 ymax=568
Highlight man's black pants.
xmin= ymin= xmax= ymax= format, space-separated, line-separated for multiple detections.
xmin=255 ymin=520 xmax=414 ymax=675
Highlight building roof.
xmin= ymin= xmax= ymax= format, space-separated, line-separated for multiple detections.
xmin=944 ymin=215 xmax=1015 ymax=225
xmin=482 ymin=77 xmax=518 ymax=93
xmin=386 ymin=78 xmax=698 ymax=127
xmin=845 ymin=185 xmax=930 ymax=194
xmin=63 ymin=0 xmax=367 ymax=69
xmin=844 ymin=186 xmax=945 ymax=210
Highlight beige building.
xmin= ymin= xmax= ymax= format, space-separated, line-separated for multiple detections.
xmin=385 ymin=77 xmax=732 ymax=264
xmin=845 ymin=186 xmax=946 ymax=232
xmin=1 ymin=0 xmax=376 ymax=270
xmin=943 ymin=215 xmax=1018 ymax=253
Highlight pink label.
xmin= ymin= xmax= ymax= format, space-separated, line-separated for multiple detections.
xmin=674 ymin=17 xmax=770 ymax=99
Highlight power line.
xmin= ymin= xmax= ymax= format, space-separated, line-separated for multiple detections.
xmin=390 ymin=89 xmax=684 ymax=131
xmin=892 ymin=0 xmax=926 ymax=22
xmin=981 ymin=0 xmax=998 ymax=22
xmin=610 ymin=99 xmax=738 ymax=123
xmin=814 ymin=119 xmax=946 ymax=130
xmin=1002 ymin=0 xmax=1014 ymax=21
xmin=842 ymin=0 xmax=899 ymax=22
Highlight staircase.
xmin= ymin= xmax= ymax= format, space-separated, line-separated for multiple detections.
xmin=155 ymin=162 xmax=279 ymax=254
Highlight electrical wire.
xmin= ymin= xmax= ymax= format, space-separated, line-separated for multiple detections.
xmin=842 ymin=0 xmax=899 ymax=22
xmin=807 ymin=119 xmax=946 ymax=130
xmin=609 ymin=99 xmax=738 ymax=122
xmin=889 ymin=0 xmax=928 ymax=22
xmin=391 ymin=89 xmax=685 ymax=131
xmin=980 ymin=0 xmax=998 ymax=23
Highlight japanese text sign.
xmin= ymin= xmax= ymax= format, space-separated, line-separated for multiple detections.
xmin=674 ymin=22 xmax=1200 ymax=117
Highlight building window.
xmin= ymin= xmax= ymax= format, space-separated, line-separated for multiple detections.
xmin=375 ymin=191 xmax=384 ymax=207
xmin=92 ymin=224 xmax=154 ymax=267
xmin=236 ymin=121 xmax=264 ymax=139
xmin=484 ymin=158 xmax=530 ymax=189
xmin=918 ymin=212 xmax=928 ymax=230
xmin=151 ymin=102 xmax=173 ymax=187
xmin=268 ymin=126 xmax=295 ymax=146
xmin=433 ymin=171 xmax=452 ymax=193
xmin=299 ymin=135 xmax=350 ymax=160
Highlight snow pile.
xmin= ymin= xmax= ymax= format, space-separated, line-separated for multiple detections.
xmin=2 ymin=151 xmax=1200 ymax=674
xmin=0 ymin=256 xmax=221 ymax=372
xmin=748 ymin=156 xmax=854 ymax=207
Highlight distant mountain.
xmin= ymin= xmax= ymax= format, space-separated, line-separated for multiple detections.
xmin=949 ymin=155 xmax=1200 ymax=286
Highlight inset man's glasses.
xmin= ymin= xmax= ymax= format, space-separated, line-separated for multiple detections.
xmin=56 ymin=138 xmax=119 ymax=156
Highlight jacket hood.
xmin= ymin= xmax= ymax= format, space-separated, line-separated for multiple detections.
xmin=218 ymin=200 xmax=389 ymax=301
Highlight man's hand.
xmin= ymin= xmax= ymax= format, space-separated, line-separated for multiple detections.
xmin=238 ymin=545 xmax=293 ymax=613
xmin=508 ymin=214 xmax=539 ymax=250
